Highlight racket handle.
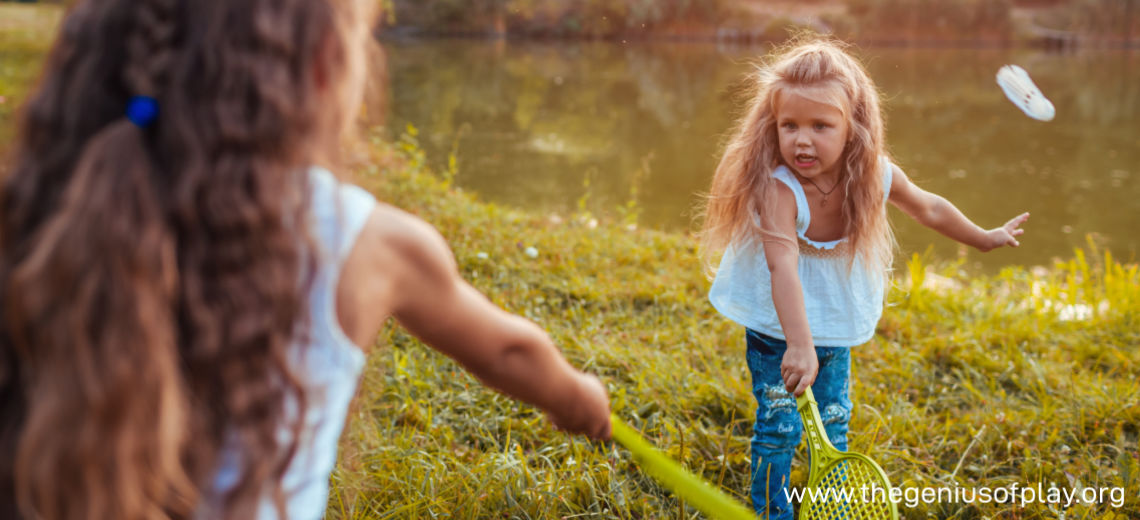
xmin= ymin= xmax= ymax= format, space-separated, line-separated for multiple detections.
xmin=794 ymin=387 xmax=819 ymax=415
xmin=610 ymin=415 xmax=759 ymax=520
xmin=796 ymin=387 xmax=841 ymax=460
xmin=795 ymin=387 xmax=824 ymax=438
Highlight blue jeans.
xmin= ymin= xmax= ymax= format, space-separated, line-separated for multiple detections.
xmin=745 ymin=329 xmax=852 ymax=519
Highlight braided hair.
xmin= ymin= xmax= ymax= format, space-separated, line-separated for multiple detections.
xmin=0 ymin=0 xmax=374 ymax=519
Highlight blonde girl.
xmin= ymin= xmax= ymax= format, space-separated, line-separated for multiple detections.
xmin=0 ymin=1 xmax=609 ymax=519
xmin=701 ymin=38 xmax=1028 ymax=518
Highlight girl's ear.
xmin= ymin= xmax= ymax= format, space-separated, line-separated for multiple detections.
xmin=312 ymin=62 xmax=328 ymax=93
xmin=311 ymin=35 xmax=338 ymax=93
xmin=312 ymin=26 xmax=353 ymax=95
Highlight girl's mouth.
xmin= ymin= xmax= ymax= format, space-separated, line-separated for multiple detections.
xmin=794 ymin=154 xmax=816 ymax=168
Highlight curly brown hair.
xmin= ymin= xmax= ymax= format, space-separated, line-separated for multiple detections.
xmin=0 ymin=0 xmax=373 ymax=519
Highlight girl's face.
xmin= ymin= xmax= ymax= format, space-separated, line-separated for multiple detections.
xmin=776 ymin=89 xmax=850 ymax=182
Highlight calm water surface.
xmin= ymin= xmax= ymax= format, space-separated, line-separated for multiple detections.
xmin=385 ymin=40 xmax=1140 ymax=272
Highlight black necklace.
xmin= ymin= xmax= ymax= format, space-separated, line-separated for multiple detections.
xmin=801 ymin=176 xmax=840 ymax=206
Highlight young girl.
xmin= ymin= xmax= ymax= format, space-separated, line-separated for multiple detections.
xmin=701 ymin=38 xmax=1029 ymax=518
xmin=0 ymin=1 xmax=609 ymax=519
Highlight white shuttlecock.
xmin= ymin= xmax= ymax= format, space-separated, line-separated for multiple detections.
xmin=996 ymin=64 xmax=1055 ymax=121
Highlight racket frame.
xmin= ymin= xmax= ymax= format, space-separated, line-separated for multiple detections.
xmin=610 ymin=415 xmax=759 ymax=520
xmin=795 ymin=387 xmax=900 ymax=520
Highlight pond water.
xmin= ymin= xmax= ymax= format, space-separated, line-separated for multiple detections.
xmin=384 ymin=40 xmax=1140 ymax=272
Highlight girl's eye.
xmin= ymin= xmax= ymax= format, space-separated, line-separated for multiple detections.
xmin=814 ymin=123 xmax=828 ymax=130
xmin=781 ymin=122 xmax=796 ymax=130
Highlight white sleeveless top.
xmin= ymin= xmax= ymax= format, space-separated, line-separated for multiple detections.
xmin=199 ymin=167 xmax=376 ymax=519
xmin=708 ymin=158 xmax=893 ymax=347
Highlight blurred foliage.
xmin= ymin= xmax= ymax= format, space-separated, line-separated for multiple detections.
xmin=385 ymin=0 xmax=1020 ymax=42
xmin=0 ymin=4 xmax=58 ymax=154
xmin=1028 ymin=0 xmax=1139 ymax=40
xmin=845 ymin=0 xmax=1013 ymax=42
xmin=387 ymin=0 xmax=731 ymax=37
xmin=382 ymin=0 xmax=1140 ymax=46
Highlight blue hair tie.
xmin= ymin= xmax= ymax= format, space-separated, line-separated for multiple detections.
xmin=126 ymin=96 xmax=159 ymax=128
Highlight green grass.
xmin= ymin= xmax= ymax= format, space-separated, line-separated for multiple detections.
xmin=333 ymin=131 xmax=1139 ymax=519
xmin=0 ymin=4 xmax=58 ymax=149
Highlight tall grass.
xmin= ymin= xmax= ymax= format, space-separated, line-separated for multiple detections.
xmin=331 ymin=132 xmax=1139 ymax=519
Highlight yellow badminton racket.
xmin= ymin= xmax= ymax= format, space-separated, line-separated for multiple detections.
xmin=795 ymin=388 xmax=898 ymax=520
xmin=610 ymin=415 xmax=758 ymax=520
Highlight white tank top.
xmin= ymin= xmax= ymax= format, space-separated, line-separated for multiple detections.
xmin=708 ymin=157 xmax=893 ymax=347
xmin=199 ymin=167 xmax=376 ymax=519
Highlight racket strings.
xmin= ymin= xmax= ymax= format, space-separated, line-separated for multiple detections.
xmin=802 ymin=458 xmax=893 ymax=520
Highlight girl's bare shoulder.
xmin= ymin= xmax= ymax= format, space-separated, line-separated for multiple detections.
xmin=336 ymin=203 xmax=458 ymax=344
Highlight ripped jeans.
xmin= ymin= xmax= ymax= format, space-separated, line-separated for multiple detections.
xmin=745 ymin=329 xmax=852 ymax=519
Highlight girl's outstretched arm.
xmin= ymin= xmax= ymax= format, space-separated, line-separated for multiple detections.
xmin=762 ymin=183 xmax=818 ymax=396
xmin=360 ymin=205 xmax=611 ymax=440
xmin=887 ymin=165 xmax=1028 ymax=252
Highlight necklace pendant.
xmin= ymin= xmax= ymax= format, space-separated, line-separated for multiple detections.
xmin=820 ymin=197 xmax=827 ymax=207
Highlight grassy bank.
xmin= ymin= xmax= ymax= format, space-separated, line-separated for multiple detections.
xmin=330 ymin=132 xmax=1139 ymax=519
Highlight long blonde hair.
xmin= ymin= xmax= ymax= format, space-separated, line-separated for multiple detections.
xmin=700 ymin=36 xmax=894 ymax=275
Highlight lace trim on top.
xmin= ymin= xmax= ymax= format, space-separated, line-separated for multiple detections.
xmin=797 ymin=236 xmax=851 ymax=258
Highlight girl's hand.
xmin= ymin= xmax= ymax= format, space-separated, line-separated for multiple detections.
xmin=983 ymin=212 xmax=1029 ymax=251
xmin=547 ymin=372 xmax=612 ymax=440
xmin=781 ymin=346 xmax=819 ymax=396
